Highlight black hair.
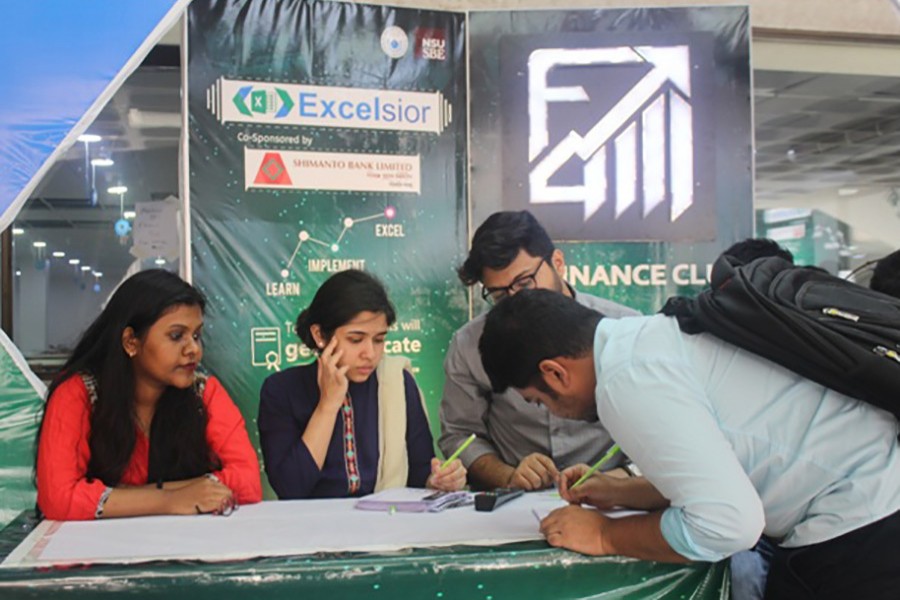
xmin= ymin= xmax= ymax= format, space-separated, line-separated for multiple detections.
xmin=479 ymin=289 xmax=602 ymax=393
xmin=722 ymin=238 xmax=794 ymax=265
xmin=35 ymin=269 xmax=218 ymax=490
xmin=870 ymin=249 xmax=900 ymax=300
xmin=457 ymin=211 xmax=555 ymax=286
xmin=295 ymin=270 xmax=396 ymax=349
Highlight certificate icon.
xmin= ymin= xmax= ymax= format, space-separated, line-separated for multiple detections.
xmin=251 ymin=327 xmax=282 ymax=371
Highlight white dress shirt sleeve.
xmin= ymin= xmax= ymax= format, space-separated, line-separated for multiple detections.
xmin=599 ymin=358 xmax=765 ymax=562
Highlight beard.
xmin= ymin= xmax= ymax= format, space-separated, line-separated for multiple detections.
xmin=535 ymin=379 xmax=598 ymax=422
xmin=581 ymin=405 xmax=600 ymax=422
xmin=549 ymin=269 xmax=566 ymax=295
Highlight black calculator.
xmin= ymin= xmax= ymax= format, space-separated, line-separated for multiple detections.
xmin=474 ymin=488 xmax=524 ymax=511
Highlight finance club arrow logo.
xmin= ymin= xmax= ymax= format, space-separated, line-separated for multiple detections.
xmin=529 ymin=46 xmax=694 ymax=224
xmin=498 ymin=35 xmax=718 ymax=242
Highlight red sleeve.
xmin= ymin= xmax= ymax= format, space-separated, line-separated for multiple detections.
xmin=36 ymin=376 xmax=109 ymax=520
xmin=203 ymin=376 xmax=263 ymax=504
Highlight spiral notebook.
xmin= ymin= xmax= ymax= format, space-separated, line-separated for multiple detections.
xmin=355 ymin=488 xmax=473 ymax=513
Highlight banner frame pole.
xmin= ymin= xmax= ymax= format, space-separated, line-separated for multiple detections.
xmin=180 ymin=12 xmax=192 ymax=283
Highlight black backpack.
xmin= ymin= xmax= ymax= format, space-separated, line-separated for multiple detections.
xmin=661 ymin=255 xmax=900 ymax=419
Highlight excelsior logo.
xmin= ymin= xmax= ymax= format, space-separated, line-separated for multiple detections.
xmin=206 ymin=78 xmax=453 ymax=134
xmin=529 ymin=46 xmax=694 ymax=223
xmin=232 ymin=85 xmax=294 ymax=118
xmin=254 ymin=153 xmax=292 ymax=186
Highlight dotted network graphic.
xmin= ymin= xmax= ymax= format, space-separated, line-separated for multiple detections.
xmin=280 ymin=205 xmax=398 ymax=278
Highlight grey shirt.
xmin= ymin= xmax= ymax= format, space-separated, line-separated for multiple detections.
xmin=438 ymin=290 xmax=640 ymax=470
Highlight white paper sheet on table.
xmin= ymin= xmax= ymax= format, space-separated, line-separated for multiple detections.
xmin=355 ymin=487 xmax=473 ymax=512
xmin=1 ymin=490 xmax=570 ymax=568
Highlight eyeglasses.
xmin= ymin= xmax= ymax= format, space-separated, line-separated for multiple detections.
xmin=481 ymin=258 xmax=546 ymax=304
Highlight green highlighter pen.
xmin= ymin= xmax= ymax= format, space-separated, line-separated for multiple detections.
xmin=570 ymin=444 xmax=621 ymax=489
xmin=440 ymin=433 xmax=477 ymax=469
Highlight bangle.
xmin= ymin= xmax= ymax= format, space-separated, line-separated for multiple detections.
xmin=205 ymin=473 xmax=221 ymax=483
xmin=94 ymin=486 xmax=113 ymax=519
xmin=623 ymin=462 xmax=642 ymax=478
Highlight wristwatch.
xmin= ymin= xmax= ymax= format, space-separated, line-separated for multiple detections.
xmin=622 ymin=461 xmax=642 ymax=478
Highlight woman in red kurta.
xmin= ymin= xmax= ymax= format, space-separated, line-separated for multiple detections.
xmin=35 ymin=269 xmax=261 ymax=520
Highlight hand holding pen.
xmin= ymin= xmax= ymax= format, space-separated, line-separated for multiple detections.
xmin=558 ymin=445 xmax=622 ymax=508
xmin=427 ymin=433 xmax=475 ymax=491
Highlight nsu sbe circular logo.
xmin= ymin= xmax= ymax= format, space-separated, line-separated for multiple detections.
xmin=381 ymin=26 xmax=409 ymax=59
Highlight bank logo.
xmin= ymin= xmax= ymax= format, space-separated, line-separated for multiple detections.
xmin=415 ymin=28 xmax=447 ymax=61
xmin=529 ymin=46 xmax=694 ymax=223
xmin=254 ymin=152 xmax=292 ymax=186
xmin=232 ymin=85 xmax=294 ymax=118
xmin=207 ymin=78 xmax=453 ymax=134
xmin=381 ymin=26 xmax=409 ymax=59
xmin=245 ymin=148 xmax=421 ymax=194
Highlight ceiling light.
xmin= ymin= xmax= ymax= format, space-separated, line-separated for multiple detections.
xmin=80 ymin=266 xmax=92 ymax=271
xmin=155 ymin=258 xmax=167 ymax=265
xmin=32 ymin=241 xmax=47 ymax=248
xmin=123 ymin=210 xmax=136 ymax=219
xmin=52 ymin=251 xmax=66 ymax=258
xmin=108 ymin=185 xmax=128 ymax=195
xmin=15 ymin=270 xmax=21 ymax=277
xmin=93 ymin=272 xmax=103 ymax=278
xmin=838 ymin=188 xmax=859 ymax=197
xmin=77 ymin=134 xmax=102 ymax=143
xmin=91 ymin=157 xmax=114 ymax=167
xmin=68 ymin=259 xmax=80 ymax=265
xmin=12 ymin=227 xmax=24 ymax=235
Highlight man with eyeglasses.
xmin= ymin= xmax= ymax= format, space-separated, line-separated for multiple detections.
xmin=438 ymin=210 xmax=640 ymax=490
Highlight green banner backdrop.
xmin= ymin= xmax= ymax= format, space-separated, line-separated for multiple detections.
xmin=188 ymin=0 xmax=467 ymax=493
xmin=0 ymin=333 xmax=43 ymax=529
